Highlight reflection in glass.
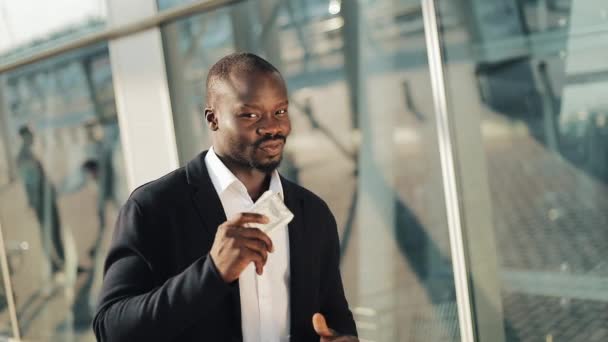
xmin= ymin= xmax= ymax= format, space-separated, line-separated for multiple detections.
xmin=0 ymin=1 xmax=107 ymax=56
xmin=161 ymin=0 xmax=460 ymax=340
xmin=157 ymin=0 xmax=198 ymax=11
xmin=16 ymin=125 xmax=65 ymax=275
xmin=0 ymin=42 xmax=126 ymax=341
xmin=439 ymin=0 xmax=608 ymax=340
xmin=0 ymin=234 xmax=15 ymax=339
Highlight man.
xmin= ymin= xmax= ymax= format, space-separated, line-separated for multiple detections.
xmin=93 ymin=53 xmax=358 ymax=341
xmin=16 ymin=125 xmax=65 ymax=275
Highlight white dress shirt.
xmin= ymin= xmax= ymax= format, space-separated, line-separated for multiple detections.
xmin=205 ymin=147 xmax=291 ymax=342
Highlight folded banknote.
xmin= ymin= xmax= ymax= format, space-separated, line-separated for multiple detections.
xmin=248 ymin=190 xmax=294 ymax=234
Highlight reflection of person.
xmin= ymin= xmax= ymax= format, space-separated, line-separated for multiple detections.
xmin=62 ymin=120 xmax=116 ymax=230
xmin=16 ymin=126 xmax=65 ymax=275
xmin=94 ymin=53 xmax=357 ymax=341
xmin=89 ymin=122 xmax=118 ymax=231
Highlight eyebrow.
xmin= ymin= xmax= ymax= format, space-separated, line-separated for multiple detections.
xmin=240 ymin=103 xmax=263 ymax=111
xmin=240 ymin=100 xmax=289 ymax=110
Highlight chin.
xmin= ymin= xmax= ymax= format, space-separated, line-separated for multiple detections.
xmin=251 ymin=156 xmax=282 ymax=173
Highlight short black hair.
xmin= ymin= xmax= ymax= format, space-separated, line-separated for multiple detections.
xmin=205 ymin=52 xmax=281 ymax=104
xmin=18 ymin=125 xmax=32 ymax=137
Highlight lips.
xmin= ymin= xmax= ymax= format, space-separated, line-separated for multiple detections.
xmin=258 ymin=140 xmax=284 ymax=155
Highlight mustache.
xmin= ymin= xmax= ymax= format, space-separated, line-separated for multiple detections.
xmin=253 ymin=134 xmax=287 ymax=148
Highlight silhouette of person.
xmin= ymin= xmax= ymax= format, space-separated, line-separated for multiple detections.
xmin=16 ymin=125 xmax=65 ymax=275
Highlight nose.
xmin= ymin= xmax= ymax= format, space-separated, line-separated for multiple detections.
xmin=256 ymin=114 xmax=283 ymax=136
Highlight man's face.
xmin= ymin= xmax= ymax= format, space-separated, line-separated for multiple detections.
xmin=207 ymin=70 xmax=291 ymax=172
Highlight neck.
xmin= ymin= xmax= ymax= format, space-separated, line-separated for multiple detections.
xmin=215 ymin=153 xmax=271 ymax=201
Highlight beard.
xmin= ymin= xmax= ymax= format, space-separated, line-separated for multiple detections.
xmin=249 ymin=155 xmax=283 ymax=173
xmin=229 ymin=134 xmax=287 ymax=173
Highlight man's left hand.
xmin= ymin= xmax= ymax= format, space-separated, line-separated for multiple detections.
xmin=312 ymin=313 xmax=359 ymax=342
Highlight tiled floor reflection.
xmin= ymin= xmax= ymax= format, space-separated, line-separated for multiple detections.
xmin=486 ymin=115 xmax=608 ymax=341
xmin=0 ymin=176 xmax=116 ymax=341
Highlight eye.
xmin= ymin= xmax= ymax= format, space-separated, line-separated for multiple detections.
xmin=275 ymin=109 xmax=288 ymax=116
xmin=240 ymin=113 xmax=259 ymax=119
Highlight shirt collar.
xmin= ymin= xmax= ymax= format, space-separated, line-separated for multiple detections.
xmin=205 ymin=147 xmax=284 ymax=200
xmin=268 ymin=166 xmax=284 ymax=201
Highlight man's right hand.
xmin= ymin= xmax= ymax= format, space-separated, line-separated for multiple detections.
xmin=209 ymin=212 xmax=274 ymax=283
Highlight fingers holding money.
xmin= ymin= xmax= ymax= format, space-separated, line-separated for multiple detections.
xmin=236 ymin=245 xmax=266 ymax=275
xmin=238 ymin=227 xmax=274 ymax=252
xmin=249 ymin=192 xmax=294 ymax=234
xmin=239 ymin=237 xmax=270 ymax=275
xmin=228 ymin=212 xmax=269 ymax=226
xmin=210 ymin=213 xmax=275 ymax=283
xmin=230 ymin=217 xmax=273 ymax=275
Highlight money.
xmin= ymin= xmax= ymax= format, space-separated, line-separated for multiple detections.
xmin=248 ymin=190 xmax=294 ymax=234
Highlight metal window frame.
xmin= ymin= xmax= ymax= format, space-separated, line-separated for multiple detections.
xmin=0 ymin=75 xmax=20 ymax=340
xmin=0 ymin=0 xmax=244 ymax=74
xmin=422 ymin=0 xmax=477 ymax=341
xmin=422 ymin=1 xmax=507 ymax=341
xmin=0 ymin=194 xmax=19 ymax=341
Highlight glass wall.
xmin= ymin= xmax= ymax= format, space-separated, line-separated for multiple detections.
xmin=161 ymin=0 xmax=461 ymax=340
xmin=0 ymin=0 xmax=606 ymax=341
xmin=0 ymin=248 xmax=14 ymax=338
xmin=0 ymin=43 xmax=126 ymax=341
xmin=157 ymin=0 xmax=198 ymax=11
xmin=0 ymin=1 xmax=107 ymax=56
xmin=437 ymin=0 xmax=608 ymax=340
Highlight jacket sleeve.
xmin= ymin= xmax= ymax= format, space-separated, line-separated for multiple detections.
xmin=320 ymin=209 xmax=358 ymax=337
xmin=93 ymin=198 xmax=231 ymax=341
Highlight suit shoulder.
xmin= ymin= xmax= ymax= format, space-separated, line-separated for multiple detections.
xmin=128 ymin=167 xmax=188 ymax=208
xmin=283 ymin=178 xmax=332 ymax=215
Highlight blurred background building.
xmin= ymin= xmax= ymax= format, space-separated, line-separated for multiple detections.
xmin=0 ymin=0 xmax=606 ymax=341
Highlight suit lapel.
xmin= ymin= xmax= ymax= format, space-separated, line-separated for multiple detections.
xmin=186 ymin=151 xmax=227 ymax=236
xmin=190 ymin=180 xmax=226 ymax=235
xmin=185 ymin=151 xmax=242 ymax=338
xmin=283 ymin=178 xmax=307 ymax=337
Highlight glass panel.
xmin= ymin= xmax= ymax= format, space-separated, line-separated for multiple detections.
xmin=0 ymin=234 xmax=15 ymax=339
xmin=157 ymin=0 xmax=198 ymax=11
xmin=161 ymin=0 xmax=461 ymax=340
xmin=0 ymin=43 xmax=127 ymax=340
xmin=438 ymin=0 xmax=608 ymax=340
xmin=0 ymin=0 xmax=107 ymax=58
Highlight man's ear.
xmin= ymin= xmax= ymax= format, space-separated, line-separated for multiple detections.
xmin=205 ymin=107 xmax=218 ymax=131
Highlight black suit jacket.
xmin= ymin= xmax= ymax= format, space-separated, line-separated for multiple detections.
xmin=93 ymin=151 xmax=356 ymax=341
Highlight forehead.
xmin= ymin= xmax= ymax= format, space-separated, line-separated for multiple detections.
xmin=214 ymin=70 xmax=287 ymax=105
